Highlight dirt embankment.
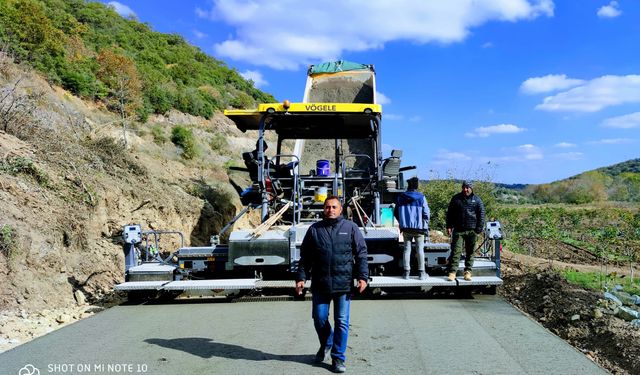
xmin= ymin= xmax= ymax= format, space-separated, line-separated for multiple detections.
xmin=0 ymin=60 xmax=262 ymax=351
xmin=500 ymin=250 xmax=640 ymax=375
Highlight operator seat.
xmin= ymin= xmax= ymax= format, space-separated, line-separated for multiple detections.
xmin=381 ymin=149 xmax=402 ymax=189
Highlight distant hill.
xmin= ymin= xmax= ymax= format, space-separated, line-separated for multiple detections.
xmin=596 ymin=158 xmax=640 ymax=176
xmin=524 ymin=158 xmax=640 ymax=203
xmin=0 ymin=0 xmax=275 ymax=120
xmin=495 ymin=183 xmax=528 ymax=191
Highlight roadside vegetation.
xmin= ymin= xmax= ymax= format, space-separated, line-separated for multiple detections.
xmin=0 ymin=224 xmax=15 ymax=259
xmin=0 ymin=0 xmax=275 ymax=122
xmin=563 ymin=269 xmax=640 ymax=296
xmin=494 ymin=204 xmax=639 ymax=264
xmin=170 ymin=125 xmax=199 ymax=160
xmin=422 ymin=168 xmax=640 ymax=292
xmin=0 ymin=155 xmax=49 ymax=187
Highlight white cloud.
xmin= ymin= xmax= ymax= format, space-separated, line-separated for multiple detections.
xmin=520 ymin=74 xmax=585 ymax=94
xmin=433 ymin=149 xmax=472 ymax=164
xmin=535 ymin=75 xmax=640 ymax=112
xmin=482 ymin=42 xmax=494 ymax=48
xmin=195 ymin=6 xmax=214 ymax=19
xmin=597 ymin=1 xmax=622 ymax=18
xmin=481 ymin=143 xmax=544 ymax=163
xmin=199 ymin=0 xmax=554 ymax=70
xmin=587 ymin=138 xmax=635 ymax=145
xmin=602 ymin=112 xmax=640 ymax=129
xmin=240 ymin=70 xmax=268 ymax=88
xmin=554 ymin=152 xmax=583 ymax=160
xmin=193 ymin=29 xmax=208 ymax=39
xmin=376 ymin=91 xmax=391 ymax=105
xmin=384 ymin=113 xmax=404 ymax=121
xmin=409 ymin=116 xmax=422 ymax=122
xmin=465 ymin=123 xmax=525 ymax=138
xmin=554 ymin=142 xmax=576 ymax=148
xmin=517 ymin=144 xmax=543 ymax=160
xmin=108 ymin=1 xmax=136 ymax=18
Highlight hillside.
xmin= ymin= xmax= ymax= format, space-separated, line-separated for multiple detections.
xmin=597 ymin=158 xmax=640 ymax=175
xmin=0 ymin=43 xmax=276 ymax=337
xmin=513 ymin=159 xmax=640 ymax=204
xmin=0 ymin=0 xmax=275 ymax=121
xmin=1 ymin=0 xmax=282 ymax=324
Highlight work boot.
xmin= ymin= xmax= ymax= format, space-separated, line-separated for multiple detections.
xmin=403 ymin=270 xmax=410 ymax=280
xmin=332 ymin=359 xmax=346 ymax=373
xmin=315 ymin=346 xmax=331 ymax=363
xmin=463 ymin=271 xmax=472 ymax=281
xmin=419 ymin=271 xmax=429 ymax=280
xmin=447 ymin=272 xmax=456 ymax=281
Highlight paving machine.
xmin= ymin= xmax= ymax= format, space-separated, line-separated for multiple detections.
xmin=115 ymin=61 xmax=503 ymax=299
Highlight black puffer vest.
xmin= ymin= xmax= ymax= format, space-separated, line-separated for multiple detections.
xmin=297 ymin=217 xmax=368 ymax=294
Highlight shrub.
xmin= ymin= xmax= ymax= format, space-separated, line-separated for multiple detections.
xmin=209 ymin=133 xmax=228 ymax=153
xmin=171 ymin=125 xmax=198 ymax=159
xmin=223 ymin=158 xmax=241 ymax=171
xmin=0 ymin=156 xmax=49 ymax=187
xmin=83 ymin=136 xmax=146 ymax=175
xmin=229 ymin=91 xmax=255 ymax=109
xmin=421 ymin=179 xmax=457 ymax=231
xmin=0 ymin=224 xmax=15 ymax=259
xmin=150 ymin=125 xmax=167 ymax=144
xmin=421 ymin=179 xmax=495 ymax=231
xmin=60 ymin=67 xmax=97 ymax=98
xmin=146 ymin=83 xmax=174 ymax=115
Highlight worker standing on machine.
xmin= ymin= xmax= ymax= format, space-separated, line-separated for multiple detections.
xmin=394 ymin=176 xmax=430 ymax=280
xmin=445 ymin=181 xmax=485 ymax=281
xmin=296 ymin=196 xmax=368 ymax=373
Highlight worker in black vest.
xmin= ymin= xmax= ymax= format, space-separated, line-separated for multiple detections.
xmin=445 ymin=181 xmax=485 ymax=281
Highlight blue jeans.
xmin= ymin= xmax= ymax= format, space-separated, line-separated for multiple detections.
xmin=312 ymin=292 xmax=351 ymax=362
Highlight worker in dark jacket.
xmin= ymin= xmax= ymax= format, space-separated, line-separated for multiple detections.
xmin=445 ymin=181 xmax=485 ymax=281
xmin=394 ymin=177 xmax=430 ymax=280
xmin=296 ymin=196 xmax=368 ymax=373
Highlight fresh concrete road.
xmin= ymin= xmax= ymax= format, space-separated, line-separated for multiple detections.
xmin=0 ymin=295 xmax=607 ymax=375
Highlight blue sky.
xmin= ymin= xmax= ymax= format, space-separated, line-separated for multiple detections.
xmin=100 ymin=0 xmax=639 ymax=184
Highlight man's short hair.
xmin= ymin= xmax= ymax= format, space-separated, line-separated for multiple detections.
xmin=324 ymin=195 xmax=341 ymax=206
xmin=407 ymin=177 xmax=419 ymax=189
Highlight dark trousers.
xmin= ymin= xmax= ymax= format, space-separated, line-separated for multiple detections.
xmin=448 ymin=230 xmax=477 ymax=273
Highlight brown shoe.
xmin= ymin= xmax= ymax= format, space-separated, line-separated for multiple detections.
xmin=447 ymin=272 xmax=456 ymax=281
xmin=463 ymin=271 xmax=472 ymax=281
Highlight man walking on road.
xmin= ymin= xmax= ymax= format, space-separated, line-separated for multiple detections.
xmin=394 ymin=177 xmax=430 ymax=280
xmin=296 ymin=196 xmax=368 ymax=373
xmin=445 ymin=181 xmax=485 ymax=281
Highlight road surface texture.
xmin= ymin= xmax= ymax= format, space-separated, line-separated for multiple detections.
xmin=0 ymin=295 xmax=608 ymax=375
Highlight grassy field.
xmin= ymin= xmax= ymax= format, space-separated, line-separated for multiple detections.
xmin=492 ymin=203 xmax=640 ymax=292
xmin=562 ymin=269 xmax=640 ymax=295
xmin=493 ymin=203 xmax=640 ymax=260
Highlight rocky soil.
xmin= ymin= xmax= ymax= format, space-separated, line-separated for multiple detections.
xmin=500 ymin=251 xmax=640 ymax=375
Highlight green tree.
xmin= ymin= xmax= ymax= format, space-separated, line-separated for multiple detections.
xmin=96 ymin=48 xmax=142 ymax=146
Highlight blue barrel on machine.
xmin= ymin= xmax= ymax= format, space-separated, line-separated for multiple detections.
xmin=316 ymin=159 xmax=330 ymax=176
